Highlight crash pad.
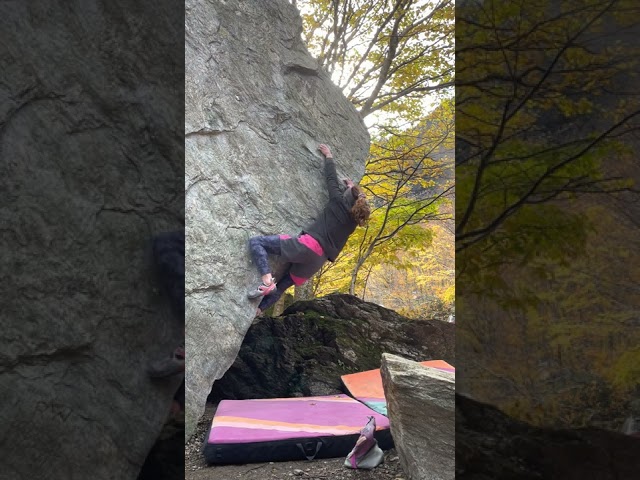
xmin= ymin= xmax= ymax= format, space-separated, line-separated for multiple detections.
xmin=341 ymin=360 xmax=455 ymax=416
xmin=203 ymin=394 xmax=394 ymax=464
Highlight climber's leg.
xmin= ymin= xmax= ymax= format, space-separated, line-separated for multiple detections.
xmin=255 ymin=241 xmax=325 ymax=310
xmin=249 ymin=235 xmax=282 ymax=275
xmin=257 ymin=272 xmax=295 ymax=312
xmin=248 ymin=235 xmax=284 ymax=288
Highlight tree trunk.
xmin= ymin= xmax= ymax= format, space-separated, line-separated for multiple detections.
xmin=294 ymin=278 xmax=314 ymax=301
xmin=349 ymin=256 xmax=367 ymax=295
xmin=349 ymin=271 xmax=357 ymax=295
xmin=361 ymin=265 xmax=374 ymax=301
xmin=349 ymin=257 xmax=360 ymax=295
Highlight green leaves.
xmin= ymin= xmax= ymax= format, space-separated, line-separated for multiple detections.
xmin=296 ymin=1 xmax=455 ymax=306
xmin=314 ymin=101 xmax=454 ymax=307
xmin=455 ymin=0 xmax=640 ymax=428
xmin=456 ymin=0 xmax=639 ymax=272
xmin=298 ymin=0 xmax=454 ymax=118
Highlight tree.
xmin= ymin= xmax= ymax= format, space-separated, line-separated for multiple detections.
xmin=455 ymin=0 xmax=640 ymax=426
xmin=295 ymin=0 xmax=454 ymax=119
xmin=315 ymin=100 xmax=454 ymax=297
xmin=362 ymin=219 xmax=455 ymax=318
xmin=348 ymin=100 xmax=454 ymax=294
xmin=456 ymin=0 xmax=639 ymax=262
xmin=296 ymin=0 xmax=456 ymax=301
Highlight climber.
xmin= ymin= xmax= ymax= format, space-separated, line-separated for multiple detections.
xmin=247 ymin=143 xmax=370 ymax=315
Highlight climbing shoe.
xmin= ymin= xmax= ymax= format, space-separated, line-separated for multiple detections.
xmin=247 ymin=281 xmax=276 ymax=299
xmin=148 ymin=347 xmax=185 ymax=378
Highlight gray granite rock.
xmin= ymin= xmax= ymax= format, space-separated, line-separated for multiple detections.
xmin=184 ymin=0 xmax=370 ymax=440
xmin=381 ymin=354 xmax=455 ymax=480
xmin=0 ymin=2 xmax=184 ymax=479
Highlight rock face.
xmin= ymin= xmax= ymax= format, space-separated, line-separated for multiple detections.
xmin=456 ymin=394 xmax=640 ymax=479
xmin=0 ymin=2 xmax=183 ymax=479
xmin=209 ymin=294 xmax=456 ymax=402
xmin=381 ymin=354 xmax=455 ymax=480
xmin=184 ymin=0 xmax=370 ymax=439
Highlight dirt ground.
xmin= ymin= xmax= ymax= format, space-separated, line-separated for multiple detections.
xmin=185 ymin=404 xmax=407 ymax=480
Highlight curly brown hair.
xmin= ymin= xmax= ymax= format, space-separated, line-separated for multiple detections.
xmin=349 ymin=185 xmax=371 ymax=227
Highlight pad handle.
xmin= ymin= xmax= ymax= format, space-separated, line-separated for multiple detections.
xmin=296 ymin=441 xmax=323 ymax=460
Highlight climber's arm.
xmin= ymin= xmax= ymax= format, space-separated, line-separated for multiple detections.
xmin=318 ymin=144 xmax=341 ymax=200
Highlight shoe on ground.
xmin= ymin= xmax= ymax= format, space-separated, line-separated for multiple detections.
xmin=247 ymin=281 xmax=276 ymax=299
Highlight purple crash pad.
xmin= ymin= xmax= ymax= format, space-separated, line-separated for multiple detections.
xmin=203 ymin=394 xmax=393 ymax=464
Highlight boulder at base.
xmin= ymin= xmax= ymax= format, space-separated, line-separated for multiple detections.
xmin=184 ymin=0 xmax=370 ymax=440
xmin=381 ymin=353 xmax=455 ymax=480
xmin=210 ymin=294 xmax=455 ymax=402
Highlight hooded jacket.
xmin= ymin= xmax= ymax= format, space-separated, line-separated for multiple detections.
xmin=303 ymin=157 xmax=357 ymax=262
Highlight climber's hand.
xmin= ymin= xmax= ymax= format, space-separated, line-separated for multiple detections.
xmin=318 ymin=144 xmax=333 ymax=158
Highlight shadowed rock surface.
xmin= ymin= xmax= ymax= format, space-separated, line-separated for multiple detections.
xmin=210 ymin=294 xmax=455 ymax=402
xmin=381 ymin=354 xmax=455 ymax=480
xmin=456 ymin=394 xmax=640 ymax=480
xmin=0 ymin=1 xmax=183 ymax=479
xmin=185 ymin=0 xmax=370 ymax=439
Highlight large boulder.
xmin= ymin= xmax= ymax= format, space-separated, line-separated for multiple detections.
xmin=184 ymin=0 xmax=370 ymax=439
xmin=210 ymin=294 xmax=456 ymax=402
xmin=0 ymin=2 xmax=183 ymax=479
xmin=381 ymin=353 xmax=455 ymax=480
